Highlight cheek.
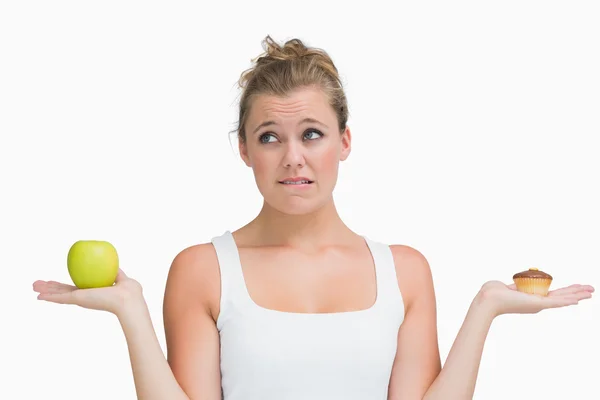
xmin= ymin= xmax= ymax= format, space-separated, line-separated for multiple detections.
xmin=315 ymin=145 xmax=340 ymax=175
xmin=249 ymin=152 xmax=274 ymax=180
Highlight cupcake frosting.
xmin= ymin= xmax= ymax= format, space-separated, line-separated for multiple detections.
xmin=513 ymin=267 xmax=553 ymax=280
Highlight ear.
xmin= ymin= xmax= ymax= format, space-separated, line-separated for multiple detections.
xmin=339 ymin=126 xmax=352 ymax=161
xmin=239 ymin=139 xmax=252 ymax=167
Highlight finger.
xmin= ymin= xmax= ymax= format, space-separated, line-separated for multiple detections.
xmin=541 ymin=296 xmax=579 ymax=309
xmin=37 ymin=292 xmax=75 ymax=305
xmin=32 ymin=280 xmax=56 ymax=292
xmin=33 ymin=280 xmax=76 ymax=290
xmin=544 ymin=292 xmax=592 ymax=308
xmin=548 ymin=285 xmax=582 ymax=297
xmin=33 ymin=280 xmax=77 ymax=294
xmin=571 ymin=291 xmax=593 ymax=301
xmin=549 ymin=284 xmax=595 ymax=297
xmin=577 ymin=285 xmax=595 ymax=293
xmin=42 ymin=285 xmax=71 ymax=295
xmin=542 ymin=291 xmax=592 ymax=309
xmin=47 ymin=280 xmax=78 ymax=289
xmin=507 ymin=284 xmax=517 ymax=290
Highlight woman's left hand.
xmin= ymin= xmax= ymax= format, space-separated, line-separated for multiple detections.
xmin=478 ymin=281 xmax=594 ymax=317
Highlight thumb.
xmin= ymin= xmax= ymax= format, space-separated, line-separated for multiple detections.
xmin=115 ymin=268 xmax=128 ymax=283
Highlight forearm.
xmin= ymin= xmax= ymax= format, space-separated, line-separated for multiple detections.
xmin=423 ymin=292 xmax=496 ymax=400
xmin=117 ymin=296 xmax=189 ymax=400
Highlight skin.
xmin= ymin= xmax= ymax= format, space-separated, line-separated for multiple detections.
xmin=32 ymin=85 xmax=595 ymax=400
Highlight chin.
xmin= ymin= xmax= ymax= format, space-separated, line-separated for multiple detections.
xmin=261 ymin=191 xmax=329 ymax=216
xmin=256 ymin=180 xmax=335 ymax=215
xmin=271 ymin=198 xmax=321 ymax=215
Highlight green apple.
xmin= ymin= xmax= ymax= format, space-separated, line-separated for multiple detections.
xmin=67 ymin=240 xmax=119 ymax=289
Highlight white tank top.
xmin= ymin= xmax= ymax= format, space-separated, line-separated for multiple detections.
xmin=210 ymin=231 xmax=405 ymax=400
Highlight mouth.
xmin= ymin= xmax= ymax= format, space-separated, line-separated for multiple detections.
xmin=278 ymin=179 xmax=314 ymax=185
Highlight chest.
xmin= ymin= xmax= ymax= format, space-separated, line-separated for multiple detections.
xmin=219 ymin=309 xmax=400 ymax=400
xmin=237 ymin=246 xmax=377 ymax=314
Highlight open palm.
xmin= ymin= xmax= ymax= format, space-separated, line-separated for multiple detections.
xmin=32 ymin=269 xmax=142 ymax=315
xmin=480 ymin=280 xmax=594 ymax=316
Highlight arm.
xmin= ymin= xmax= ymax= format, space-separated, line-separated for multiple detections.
xmin=118 ymin=294 xmax=190 ymax=400
xmin=34 ymin=244 xmax=222 ymax=399
xmin=420 ymin=293 xmax=494 ymax=400
xmin=387 ymin=247 xmax=592 ymax=400
xmin=118 ymin=243 xmax=222 ymax=400
xmin=387 ymin=246 xmax=492 ymax=400
xmin=387 ymin=246 xmax=441 ymax=399
xmin=423 ymin=278 xmax=595 ymax=399
xmin=162 ymin=244 xmax=223 ymax=400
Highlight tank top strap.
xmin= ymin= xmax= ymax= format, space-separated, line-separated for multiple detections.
xmin=211 ymin=230 xmax=249 ymax=330
xmin=363 ymin=236 xmax=405 ymax=312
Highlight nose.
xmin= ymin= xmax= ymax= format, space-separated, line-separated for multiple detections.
xmin=282 ymin=141 xmax=305 ymax=168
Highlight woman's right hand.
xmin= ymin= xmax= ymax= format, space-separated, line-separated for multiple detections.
xmin=32 ymin=269 xmax=143 ymax=316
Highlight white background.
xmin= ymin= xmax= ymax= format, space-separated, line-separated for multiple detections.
xmin=2 ymin=1 xmax=599 ymax=399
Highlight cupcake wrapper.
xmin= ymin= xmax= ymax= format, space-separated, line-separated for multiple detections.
xmin=513 ymin=277 xmax=552 ymax=296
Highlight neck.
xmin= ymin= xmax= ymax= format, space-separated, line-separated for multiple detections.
xmin=243 ymin=197 xmax=355 ymax=249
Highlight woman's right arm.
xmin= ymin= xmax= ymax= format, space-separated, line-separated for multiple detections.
xmin=33 ymin=243 xmax=222 ymax=400
xmin=118 ymin=243 xmax=222 ymax=400
xmin=161 ymin=244 xmax=223 ymax=400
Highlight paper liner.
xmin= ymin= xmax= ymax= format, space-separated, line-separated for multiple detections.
xmin=513 ymin=277 xmax=552 ymax=296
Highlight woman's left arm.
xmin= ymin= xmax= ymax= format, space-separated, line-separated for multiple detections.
xmin=387 ymin=246 xmax=594 ymax=400
xmin=386 ymin=246 xmax=441 ymax=399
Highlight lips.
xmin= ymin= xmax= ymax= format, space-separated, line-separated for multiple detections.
xmin=278 ymin=177 xmax=314 ymax=185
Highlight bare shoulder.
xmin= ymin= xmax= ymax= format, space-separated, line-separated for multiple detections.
xmin=164 ymin=242 xmax=221 ymax=321
xmin=162 ymin=242 xmax=223 ymax=398
xmin=167 ymin=242 xmax=220 ymax=278
xmin=386 ymin=248 xmax=441 ymax=397
xmin=389 ymin=244 xmax=436 ymax=308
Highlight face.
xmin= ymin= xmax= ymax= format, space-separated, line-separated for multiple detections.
xmin=239 ymin=86 xmax=351 ymax=215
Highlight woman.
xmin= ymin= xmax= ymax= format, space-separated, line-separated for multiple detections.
xmin=33 ymin=36 xmax=594 ymax=400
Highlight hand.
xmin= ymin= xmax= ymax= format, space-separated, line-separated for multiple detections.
xmin=478 ymin=280 xmax=594 ymax=317
xmin=32 ymin=269 xmax=143 ymax=316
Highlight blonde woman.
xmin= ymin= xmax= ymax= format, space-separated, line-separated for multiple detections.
xmin=33 ymin=36 xmax=594 ymax=400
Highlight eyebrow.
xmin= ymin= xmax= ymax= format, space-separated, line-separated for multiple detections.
xmin=252 ymin=117 xmax=328 ymax=135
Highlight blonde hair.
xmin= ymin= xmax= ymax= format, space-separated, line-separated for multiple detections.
xmin=233 ymin=35 xmax=349 ymax=144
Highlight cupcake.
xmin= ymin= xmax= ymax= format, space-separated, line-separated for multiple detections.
xmin=513 ymin=268 xmax=553 ymax=296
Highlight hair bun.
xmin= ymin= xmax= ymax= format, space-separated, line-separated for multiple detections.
xmin=260 ymin=35 xmax=309 ymax=61
xmin=252 ymin=35 xmax=331 ymax=68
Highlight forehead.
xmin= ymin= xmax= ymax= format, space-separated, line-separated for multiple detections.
xmin=247 ymin=87 xmax=334 ymax=131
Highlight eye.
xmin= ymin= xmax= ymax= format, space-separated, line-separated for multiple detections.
xmin=259 ymin=133 xmax=277 ymax=144
xmin=303 ymin=129 xmax=323 ymax=140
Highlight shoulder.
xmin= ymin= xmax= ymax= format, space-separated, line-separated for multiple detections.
xmin=162 ymin=242 xmax=224 ymax=398
xmin=169 ymin=242 xmax=219 ymax=273
xmin=389 ymin=244 xmax=432 ymax=276
xmin=166 ymin=242 xmax=220 ymax=286
xmin=389 ymin=244 xmax=436 ymax=309
xmin=164 ymin=242 xmax=221 ymax=321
